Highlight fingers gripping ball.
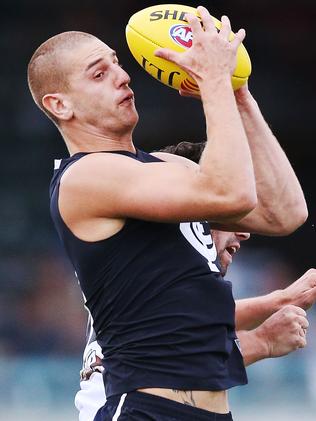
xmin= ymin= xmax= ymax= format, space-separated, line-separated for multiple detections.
xmin=126 ymin=4 xmax=252 ymax=92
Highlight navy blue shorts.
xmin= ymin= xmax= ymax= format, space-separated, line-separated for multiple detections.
xmin=93 ymin=391 xmax=233 ymax=420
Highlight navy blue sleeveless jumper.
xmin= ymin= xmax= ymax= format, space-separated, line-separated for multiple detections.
xmin=49 ymin=149 xmax=247 ymax=398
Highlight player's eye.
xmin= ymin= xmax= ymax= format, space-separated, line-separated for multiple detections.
xmin=94 ymin=71 xmax=104 ymax=79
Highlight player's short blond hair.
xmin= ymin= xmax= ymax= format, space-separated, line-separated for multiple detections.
xmin=27 ymin=31 xmax=96 ymax=124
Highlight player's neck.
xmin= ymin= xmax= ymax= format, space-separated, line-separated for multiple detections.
xmin=61 ymin=123 xmax=135 ymax=155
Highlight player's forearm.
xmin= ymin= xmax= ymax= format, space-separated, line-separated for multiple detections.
xmin=156 ymin=12 xmax=257 ymax=221
xmin=198 ymin=80 xmax=257 ymax=215
xmin=235 ymin=290 xmax=283 ymax=330
xmin=237 ymin=330 xmax=268 ymax=366
xmin=236 ymin=91 xmax=308 ymax=235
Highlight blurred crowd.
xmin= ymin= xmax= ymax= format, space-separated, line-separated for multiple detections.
xmin=0 ymin=0 xmax=315 ymax=364
xmin=0 ymin=2 xmax=315 ymax=419
xmin=0 ymin=251 xmax=85 ymax=356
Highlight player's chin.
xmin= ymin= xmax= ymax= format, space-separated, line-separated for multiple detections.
xmin=129 ymin=107 xmax=139 ymax=123
xmin=121 ymin=108 xmax=139 ymax=129
xmin=120 ymin=99 xmax=138 ymax=116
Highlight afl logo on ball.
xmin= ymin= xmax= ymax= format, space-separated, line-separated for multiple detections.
xmin=169 ymin=24 xmax=193 ymax=48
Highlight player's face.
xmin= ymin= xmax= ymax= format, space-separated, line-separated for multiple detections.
xmin=64 ymin=38 xmax=138 ymax=136
xmin=211 ymin=230 xmax=250 ymax=276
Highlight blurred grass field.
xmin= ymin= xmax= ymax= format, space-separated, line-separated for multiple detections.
xmin=1 ymin=351 xmax=315 ymax=421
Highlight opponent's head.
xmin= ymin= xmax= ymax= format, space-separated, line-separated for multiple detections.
xmin=27 ymin=31 xmax=138 ymax=135
xmin=161 ymin=141 xmax=250 ymax=276
xmin=161 ymin=141 xmax=205 ymax=164
xmin=210 ymin=230 xmax=250 ymax=276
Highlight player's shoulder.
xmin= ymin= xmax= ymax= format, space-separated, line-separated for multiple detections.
xmin=60 ymin=151 xmax=140 ymax=189
xmin=73 ymin=150 xmax=138 ymax=167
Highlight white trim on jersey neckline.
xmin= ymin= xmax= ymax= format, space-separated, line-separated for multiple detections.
xmin=54 ymin=159 xmax=62 ymax=169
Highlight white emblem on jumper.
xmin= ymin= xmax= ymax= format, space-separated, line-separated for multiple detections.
xmin=179 ymin=222 xmax=220 ymax=273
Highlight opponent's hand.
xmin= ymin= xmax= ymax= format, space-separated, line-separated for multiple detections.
xmin=255 ymin=305 xmax=308 ymax=358
xmin=155 ymin=6 xmax=246 ymax=87
xmin=281 ymin=269 xmax=316 ymax=310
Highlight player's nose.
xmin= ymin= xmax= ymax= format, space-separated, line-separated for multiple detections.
xmin=115 ymin=65 xmax=131 ymax=88
xmin=235 ymin=232 xmax=250 ymax=241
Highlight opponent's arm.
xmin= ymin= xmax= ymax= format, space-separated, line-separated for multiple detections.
xmin=211 ymin=85 xmax=308 ymax=236
xmin=235 ymin=292 xmax=283 ymax=331
xmin=238 ymin=305 xmax=308 ymax=366
xmin=235 ymin=268 xmax=316 ymax=330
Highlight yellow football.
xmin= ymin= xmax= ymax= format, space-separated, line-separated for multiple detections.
xmin=126 ymin=4 xmax=251 ymax=93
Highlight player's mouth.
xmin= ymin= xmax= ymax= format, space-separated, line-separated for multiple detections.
xmin=118 ymin=92 xmax=134 ymax=105
xmin=225 ymin=244 xmax=240 ymax=258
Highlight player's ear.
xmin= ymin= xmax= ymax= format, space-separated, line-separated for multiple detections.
xmin=42 ymin=93 xmax=73 ymax=121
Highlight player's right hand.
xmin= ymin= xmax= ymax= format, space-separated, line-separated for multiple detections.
xmin=255 ymin=305 xmax=308 ymax=358
xmin=154 ymin=6 xmax=246 ymax=87
xmin=281 ymin=268 xmax=316 ymax=311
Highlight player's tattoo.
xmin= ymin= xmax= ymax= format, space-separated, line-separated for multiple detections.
xmin=172 ymin=390 xmax=197 ymax=407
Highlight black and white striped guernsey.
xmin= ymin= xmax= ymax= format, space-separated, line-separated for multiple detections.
xmin=49 ymin=148 xmax=247 ymax=398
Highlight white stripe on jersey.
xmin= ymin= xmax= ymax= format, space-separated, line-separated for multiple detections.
xmin=86 ymin=314 xmax=95 ymax=347
xmin=112 ymin=393 xmax=127 ymax=421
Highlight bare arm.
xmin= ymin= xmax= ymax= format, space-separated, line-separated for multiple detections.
xmin=238 ymin=305 xmax=308 ymax=366
xmin=60 ymin=9 xmax=257 ymax=228
xmin=210 ymin=85 xmax=308 ymax=235
xmin=235 ymin=268 xmax=316 ymax=330
xmin=152 ymin=151 xmax=297 ymax=235
xmin=235 ymin=291 xmax=282 ymax=331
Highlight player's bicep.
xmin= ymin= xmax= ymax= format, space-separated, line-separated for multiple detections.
xmin=89 ymin=156 xmax=207 ymax=221
xmin=61 ymin=153 xmax=245 ymax=223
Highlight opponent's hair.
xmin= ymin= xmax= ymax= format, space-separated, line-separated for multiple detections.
xmin=27 ymin=31 xmax=96 ymax=124
xmin=159 ymin=141 xmax=206 ymax=163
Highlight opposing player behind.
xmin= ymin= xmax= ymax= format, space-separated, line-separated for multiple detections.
xmin=75 ymin=219 xmax=313 ymax=420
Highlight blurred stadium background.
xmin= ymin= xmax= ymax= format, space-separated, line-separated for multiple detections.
xmin=0 ymin=0 xmax=315 ymax=419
